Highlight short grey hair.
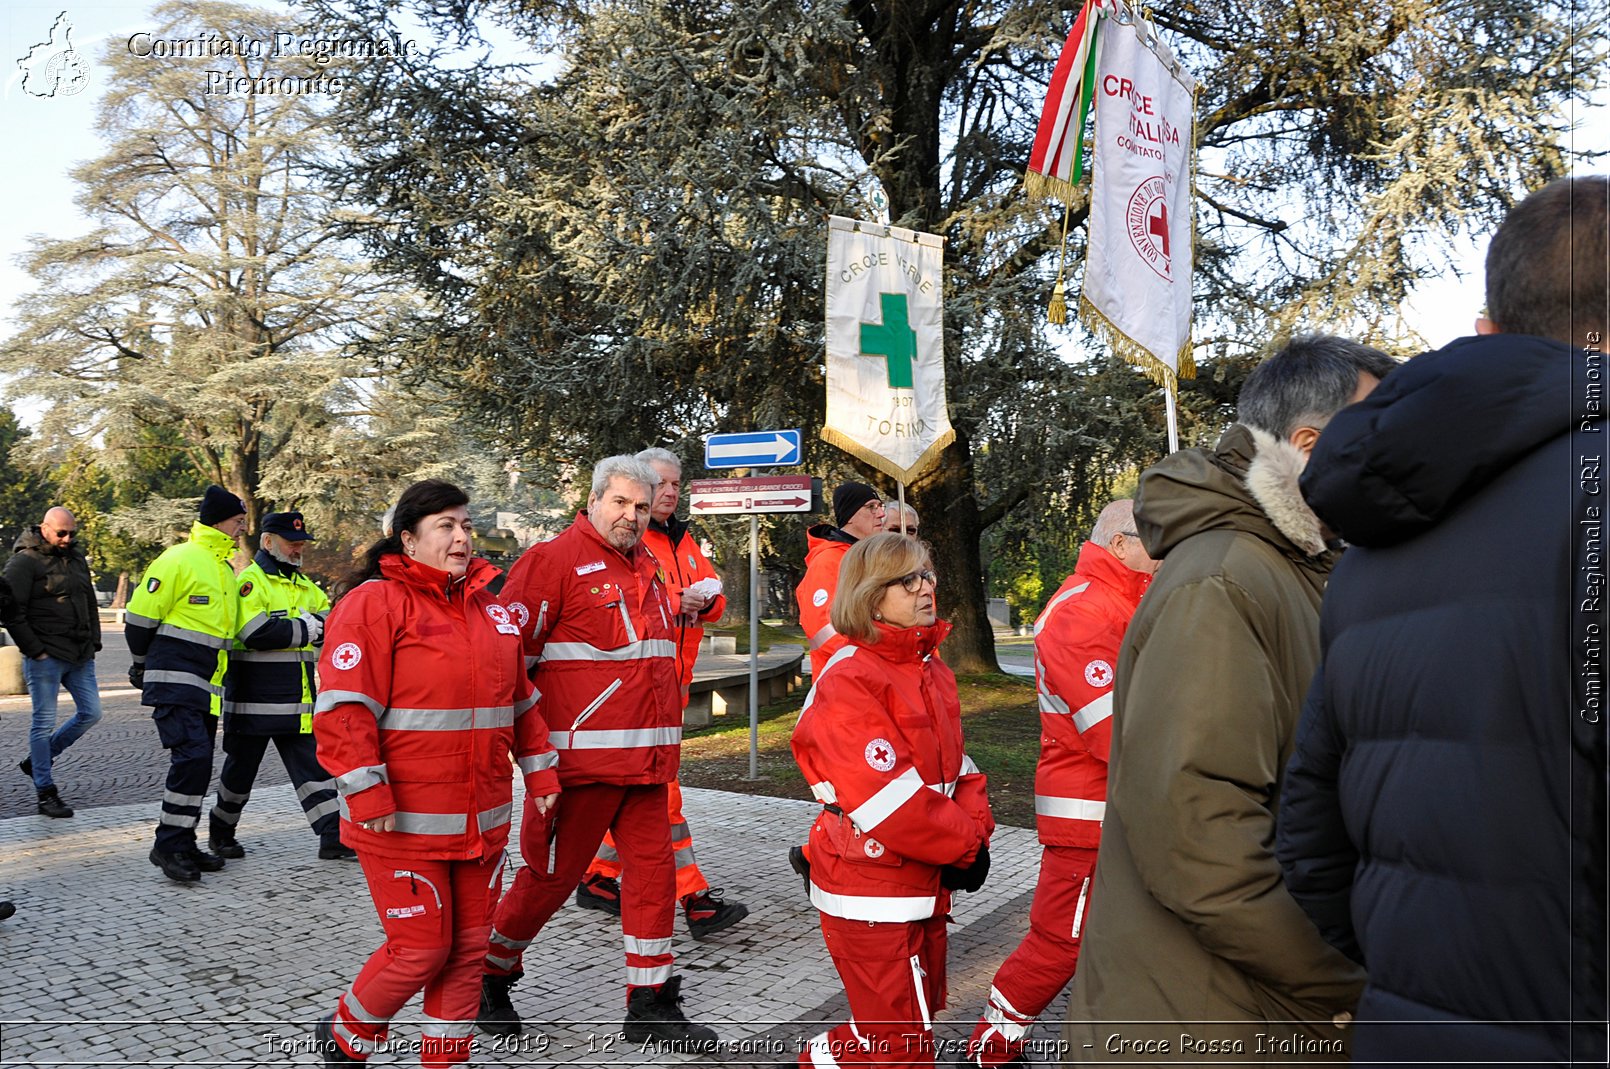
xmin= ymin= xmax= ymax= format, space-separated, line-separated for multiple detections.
xmin=636 ymin=447 xmax=682 ymax=474
xmin=1090 ymin=499 xmax=1136 ymax=547
xmin=591 ymin=454 xmax=661 ymax=498
xmin=1238 ymin=334 xmax=1398 ymax=439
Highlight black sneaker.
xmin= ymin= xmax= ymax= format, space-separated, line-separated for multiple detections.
xmin=788 ymin=846 xmax=811 ymax=893
xmin=150 ymin=846 xmax=201 ymax=883
xmin=477 ymin=971 xmax=523 ymax=1036
xmin=209 ymin=837 xmax=246 ymax=859
xmin=18 ymin=756 xmax=32 ymax=778
xmin=0 ymin=901 xmax=14 ymax=921
xmin=683 ymin=889 xmax=749 ymax=939
xmin=575 ymin=873 xmax=623 ymax=916
xmin=36 ymin=787 xmax=73 ymax=819
xmin=186 ymin=847 xmax=226 ymax=872
xmin=622 ymin=975 xmax=720 ymax=1052
xmin=319 ymin=842 xmax=358 ymax=861
xmin=315 ymin=1013 xmax=362 ymax=1066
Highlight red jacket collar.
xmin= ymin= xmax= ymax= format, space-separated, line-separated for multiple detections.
xmin=378 ymin=552 xmax=500 ymax=598
xmin=1073 ymin=541 xmax=1151 ymax=607
xmin=570 ymin=511 xmax=654 ymax=571
xmin=853 ymin=617 xmax=953 ymax=663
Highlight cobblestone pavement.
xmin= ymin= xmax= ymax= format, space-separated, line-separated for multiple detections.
xmin=0 ymin=640 xmax=1071 ymax=1068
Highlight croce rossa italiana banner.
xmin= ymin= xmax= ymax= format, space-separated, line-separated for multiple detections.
xmin=823 ymin=216 xmax=955 ymax=482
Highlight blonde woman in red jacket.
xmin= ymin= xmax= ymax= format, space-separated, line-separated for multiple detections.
xmin=312 ymin=480 xmax=559 ymax=1068
xmin=790 ymin=532 xmax=995 ymax=1067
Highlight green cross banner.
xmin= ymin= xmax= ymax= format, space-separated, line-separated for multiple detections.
xmin=823 ymin=216 xmax=955 ymax=482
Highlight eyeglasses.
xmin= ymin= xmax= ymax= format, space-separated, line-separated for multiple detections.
xmin=888 ymin=569 xmax=937 ymax=593
xmin=863 ymin=500 xmax=884 ymax=512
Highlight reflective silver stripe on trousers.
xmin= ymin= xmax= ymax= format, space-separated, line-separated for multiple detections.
xmin=1033 ymin=795 xmax=1106 ymax=821
xmin=379 ymin=706 xmax=515 ymax=732
xmin=216 ymin=785 xmax=249 ymax=804
xmin=625 ymin=964 xmax=672 ymax=986
xmin=489 ymin=929 xmax=533 ymax=952
xmin=486 ymin=953 xmax=520 ymax=971
xmin=421 ymin=1014 xmax=472 ymax=1039
xmin=552 ymin=726 xmax=682 ymax=750
xmin=335 ymin=765 xmax=387 ymax=795
xmin=623 ymin=934 xmax=674 ymax=956
xmin=517 ymin=751 xmax=559 ymax=775
xmin=334 ymin=1015 xmax=379 ymax=1054
xmin=673 ymin=846 xmax=696 ymax=868
xmin=164 ymin=789 xmax=205 ymax=807
xmin=159 ymin=811 xmax=199 ymax=827
xmin=1073 ymin=692 xmax=1114 ymax=733
xmin=341 ymin=984 xmax=390 ymax=1026
xmin=156 ymin=621 xmax=230 ymax=648
xmin=315 ymin=690 xmax=385 ymax=717
xmin=539 ymin=639 xmax=677 ymax=663
xmin=808 ymin=1031 xmax=845 ymax=1068
xmin=145 ymin=670 xmax=223 ymax=695
xmin=304 ymin=798 xmax=341 ymax=823
xmin=296 ymin=779 xmax=336 ymax=801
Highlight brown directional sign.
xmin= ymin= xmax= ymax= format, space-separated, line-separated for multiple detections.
xmin=688 ymin=476 xmax=815 ymax=515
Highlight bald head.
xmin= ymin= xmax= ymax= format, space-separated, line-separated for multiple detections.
xmin=40 ymin=507 xmax=78 ymax=550
xmin=1092 ymin=498 xmax=1158 ymax=575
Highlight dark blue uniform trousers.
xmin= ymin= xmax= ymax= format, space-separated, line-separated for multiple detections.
xmin=152 ymin=703 xmax=217 ymax=853
xmin=210 ymin=731 xmax=340 ymax=846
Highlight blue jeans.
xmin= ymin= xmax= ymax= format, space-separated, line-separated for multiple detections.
xmin=23 ymin=655 xmax=103 ymax=790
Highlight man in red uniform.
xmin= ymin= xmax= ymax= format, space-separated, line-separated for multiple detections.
xmin=960 ymin=498 xmax=1158 ymax=1066
xmin=576 ymin=447 xmax=749 ymax=938
xmin=478 ymin=455 xmax=718 ymax=1051
xmin=796 ymin=481 xmax=883 ymax=680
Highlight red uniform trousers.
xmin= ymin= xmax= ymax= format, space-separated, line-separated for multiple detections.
xmin=799 ymin=913 xmax=949 ymax=1068
xmin=485 ymin=782 xmax=675 ymax=995
xmin=329 ymin=849 xmax=504 ymax=1066
xmin=584 ymin=777 xmax=708 ymax=899
xmin=965 ymin=845 xmax=1097 ymax=1066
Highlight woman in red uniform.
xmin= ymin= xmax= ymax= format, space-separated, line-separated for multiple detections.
xmin=312 ymin=480 xmax=559 ymax=1068
xmin=790 ymin=532 xmax=994 ymax=1067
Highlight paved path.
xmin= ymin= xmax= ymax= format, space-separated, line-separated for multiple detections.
xmin=0 ymin=645 xmax=1071 ymax=1068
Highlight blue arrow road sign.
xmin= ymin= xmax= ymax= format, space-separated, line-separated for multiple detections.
xmin=704 ymin=429 xmax=802 ymax=468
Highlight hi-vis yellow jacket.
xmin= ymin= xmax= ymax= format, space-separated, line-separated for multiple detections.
xmin=125 ymin=521 xmax=239 ymax=714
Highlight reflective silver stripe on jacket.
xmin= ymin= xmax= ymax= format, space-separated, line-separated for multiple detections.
xmin=378 ymin=706 xmax=516 ymax=732
xmin=809 ymin=623 xmax=837 ymax=650
xmin=538 ymin=639 xmax=677 ymax=663
xmin=1032 ymin=582 xmax=1089 ymax=636
xmin=1072 ymin=692 xmax=1114 ymax=733
xmin=232 ymin=649 xmax=316 ymax=663
xmin=551 ymin=726 xmax=682 ymax=750
xmin=810 ymin=781 xmax=838 ymax=804
xmin=226 ymin=701 xmax=313 ymax=717
xmin=1033 ymin=795 xmax=1106 ymax=821
xmin=517 ymin=751 xmax=559 ymax=775
xmin=477 ymin=803 xmax=512 ymax=832
xmin=847 ymin=766 xmax=925 ymax=834
xmin=239 ymin=612 xmax=274 ymax=641
xmin=144 ymin=670 xmax=223 ymax=696
xmin=315 ymin=690 xmax=385 ymax=717
xmin=124 ymin=611 xmax=159 ymax=630
xmin=334 ymin=765 xmax=388 ymax=795
xmin=808 ymin=885 xmax=938 ymax=923
xmin=156 ymin=621 xmax=230 ymax=648
xmin=514 ymin=691 xmax=539 ymax=717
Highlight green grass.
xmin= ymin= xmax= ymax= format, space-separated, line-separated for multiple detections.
xmin=703 ymin=618 xmax=806 ymax=654
xmin=678 ymin=669 xmax=1041 ymax=829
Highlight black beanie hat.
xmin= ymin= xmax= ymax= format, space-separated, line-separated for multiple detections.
xmin=199 ymin=485 xmax=246 ymax=527
xmin=832 ymin=482 xmax=880 ymax=529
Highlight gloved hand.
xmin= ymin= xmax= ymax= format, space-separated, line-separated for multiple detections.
xmin=128 ymin=663 xmax=145 ymax=689
xmin=305 ymin=613 xmax=326 ymax=647
xmin=939 ymin=841 xmax=990 ymax=893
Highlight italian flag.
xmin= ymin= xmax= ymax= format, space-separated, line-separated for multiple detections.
xmin=1026 ymin=0 xmax=1102 ymax=203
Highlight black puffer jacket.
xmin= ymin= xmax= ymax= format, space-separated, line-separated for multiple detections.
xmin=2 ymin=527 xmax=101 ymax=663
xmin=1279 ymin=333 xmax=1607 ymax=1065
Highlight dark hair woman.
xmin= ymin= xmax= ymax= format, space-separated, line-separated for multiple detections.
xmin=311 ymin=480 xmax=559 ymax=1068
xmin=788 ymin=532 xmax=995 ymax=1067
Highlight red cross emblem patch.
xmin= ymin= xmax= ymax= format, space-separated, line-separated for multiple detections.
xmin=1084 ymin=659 xmax=1114 ymax=688
xmin=864 ymin=738 xmax=896 ymax=772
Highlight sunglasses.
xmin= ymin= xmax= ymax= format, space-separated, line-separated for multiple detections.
xmin=888 ymin=569 xmax=937 ymax=593
xmin=48 ymin=528 xmax=78 ymax=540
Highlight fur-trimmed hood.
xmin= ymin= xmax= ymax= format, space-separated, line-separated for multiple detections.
xmin=1135 ymin=423 xmax=1334 ymax=568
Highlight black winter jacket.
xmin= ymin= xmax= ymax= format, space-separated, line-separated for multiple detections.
xmin=1278 ymin=333 xmax=1607 ymax=1066
xmin=2 ymin=527 xmax=101 ymax=663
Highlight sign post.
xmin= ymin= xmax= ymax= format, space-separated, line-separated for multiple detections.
xmin=697 ymin=430 xmax=807 ymax=780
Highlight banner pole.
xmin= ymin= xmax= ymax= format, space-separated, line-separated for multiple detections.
xmin=897 ymin=481 xmax=907 ymax=533
xmin=1164 ymin=381 xmax=1180 ymax=453
xmin=747 ymin=511 xmax=760 ymax=780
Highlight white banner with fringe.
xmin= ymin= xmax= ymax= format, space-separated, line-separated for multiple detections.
xmin=1080 ymin=5 xmax=1197 ymax=386
xmin=823 ymin=216 xmax=954 ymax=482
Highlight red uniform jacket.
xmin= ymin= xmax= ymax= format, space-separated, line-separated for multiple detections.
xmin=1032 ymin=542 xmax=1150 ymax=847
xmin=313 ymin=554 xmax=558 ymax=861
xmin=795 ymin=524 xmax=856 ymax=679
xmin=501 ymin=513 xmax=682 ymax=787
xmin=791 ymin=620 xmax=994 ymax=922
xmin=641 ymin=516 xmax=725 ymax=695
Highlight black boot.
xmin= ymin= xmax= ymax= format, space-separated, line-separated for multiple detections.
xmin=314 ymin=1013 xmax=362 ymax=1066
xmin=0 ymin=901 xmax=14 ymax=921
xmin=477 ymin=971 xmax=523 ymax=1035
xmin=623 ymin=975 xmax=720 ymax=1052
xmin=36 ymin=787 xmax=73 ymax=819
xmin=18 ymin=756 xmax=32 ymax=778
xmin=683 ymin=888 xmax=749 ymax=939
xmin=186 ymin=846 xmax=226 ymax=872
xmin=149 ymin=846 xmax=201 ymax=883
xmin=208 ymin=822 xmax=246 ymax=859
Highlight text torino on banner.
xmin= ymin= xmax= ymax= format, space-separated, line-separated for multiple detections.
xmin=1080 ymin=2 xmax=1199 ymax=386
xmin=823 ymin=216 xmax=956 ymax=482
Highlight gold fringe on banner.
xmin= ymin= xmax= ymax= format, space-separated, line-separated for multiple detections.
xmin=1047 ymin=201 xmax=1073 ymax=325
xmin=819 ymin=425 xmax=958 ymax=485
xmin=1023 ymin=169 xmax=1079 ymax=205
xmin=1079 ymin=293 xmax=1196 ymax=387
